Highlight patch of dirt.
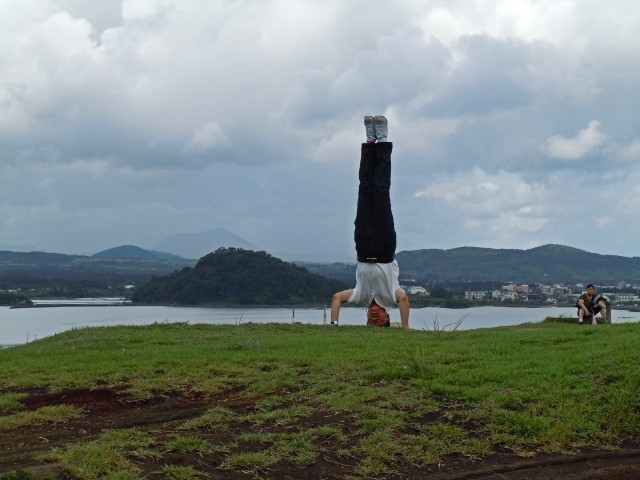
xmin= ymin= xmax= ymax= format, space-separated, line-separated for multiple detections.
xmin=1 ymin=387 xmax=639 ymax=479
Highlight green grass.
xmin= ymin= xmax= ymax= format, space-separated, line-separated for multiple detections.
xmin=0 ymin=404 xmax=83 ymax=430
xmin=178 ymin=406 xmax=236 ymax=431
xmin=162 ymin=465 xmax=206 ymax=480
xmin=234 ymin=425 xmax=346 ymax=468
xmin=40 ymin=429 xmax=153 ymax=480
xmin=2 ymin=320 xmax=639 ymax=478
xmin=219 ymin=451 xmax=275 ymax=472
xmin=0 ymin=392 xmax=27 ymax=414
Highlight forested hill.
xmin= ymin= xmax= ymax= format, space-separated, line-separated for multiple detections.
xmin=132 ymin=248 xmax=347 ymax=305
xmin=395 ymin=244 xmax=640 ymax=283
xmin=0 ymin=250 xmax=194 ymax=298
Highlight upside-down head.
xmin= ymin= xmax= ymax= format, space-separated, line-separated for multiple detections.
xmin=367 ymin=300 xmax=390 ymax=327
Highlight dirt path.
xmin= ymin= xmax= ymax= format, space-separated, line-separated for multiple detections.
xmin=1 ymin=387 xmax=639 ymax=479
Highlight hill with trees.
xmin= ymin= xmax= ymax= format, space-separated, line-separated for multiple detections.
xmin=300 ymin=244 xmax=640 ymax=285
xmin=0 ymin=250 xmax=194 ymax=299
xmin=4 ymin=244 xmax=640 ymax=304
xmin=0 ymin=291 xmax=32 ymax=307
xmin=395 ymin=244 xmax=640 ymax=283
xmin=132 ymin=248 xmax=347 ymax=305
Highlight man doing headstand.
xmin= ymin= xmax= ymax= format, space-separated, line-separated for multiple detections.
xmin=331 ymin=115 xmax=410 ymax=330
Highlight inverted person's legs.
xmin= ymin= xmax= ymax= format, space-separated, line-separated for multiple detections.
xmin=354 ymin=143 xmax=376 ymax=259
xmin=354 ymin=142 xmax=396 ymax=262
xmin=371 ymin=142 xmax=395 ymax=257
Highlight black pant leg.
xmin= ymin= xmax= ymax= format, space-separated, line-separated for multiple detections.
xmin=354 ymin=142 xmax=396 ymax=262
xmin=354 ymin=143 xmax=376 ymax=256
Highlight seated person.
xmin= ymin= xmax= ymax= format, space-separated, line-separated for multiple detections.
xmin=577 ymin=284 xmax=607 ymax=324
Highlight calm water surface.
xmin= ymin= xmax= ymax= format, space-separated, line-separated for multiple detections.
xmin=2 ymin=301 xmax=639 ymax=346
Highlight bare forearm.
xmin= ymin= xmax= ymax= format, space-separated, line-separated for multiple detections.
xmin=398 ymin=296 xmax=410 ymax=330
xmin=331 ymin=290 xmax=352 ymax=324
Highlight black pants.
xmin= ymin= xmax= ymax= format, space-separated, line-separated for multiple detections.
xmin=354 ymin=142 xmax=396 ymax=263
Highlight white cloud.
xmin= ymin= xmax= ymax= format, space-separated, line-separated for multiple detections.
xmin=487 ymin=212 xmax=549 ymax=234
xmin=596 ymin=216 xmax=612 ymax=228
xmin=309 ymin=130 xmax=357 ymax=164
xmin=0 ymin=6 xmax=100 ymax=136
xmin=3 ymin=0 xmax=640 ymax=258
xmin=621 ymin=139 xmax=640 ymax=159
xmin=413 ymin=167 xmax=551 ymax=247
xmin=545 ymin=120 xmax=607 ymax=160
xmin=415 ymin=168 xmax=547 ymax=214
xmin=121 ymin=0 xmax=173 ymax=20
xmin=183 ymin=121 xmax=230 ymax=153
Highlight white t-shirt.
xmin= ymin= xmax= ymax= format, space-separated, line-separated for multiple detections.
xmin=347 ymin=260 xmax=401 ymax=310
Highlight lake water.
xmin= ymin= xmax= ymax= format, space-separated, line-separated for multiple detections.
xmin=2 ymin=301 xmax=640 ymax=347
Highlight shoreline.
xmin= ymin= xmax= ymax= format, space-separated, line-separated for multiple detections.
xmin=6 ymin=304 xmax=567 ymax=311
xmin=8 ymin=302 xmax=623 ymax=310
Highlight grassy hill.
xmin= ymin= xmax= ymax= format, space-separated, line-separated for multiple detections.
xmin=1 ymin=322 xmax=638 ymax=477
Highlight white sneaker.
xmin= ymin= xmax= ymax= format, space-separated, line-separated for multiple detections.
xmin=374 ymin=115 xmax=388 ymax=142
xmin=364 ymin=116 xmax=376 ymax=142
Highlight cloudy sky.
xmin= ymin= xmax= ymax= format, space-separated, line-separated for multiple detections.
xmin=2 ymin=0 xmax=640 ymax=261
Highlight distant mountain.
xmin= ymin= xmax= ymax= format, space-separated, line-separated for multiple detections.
xmin=152 ymin=228 xmax=259 ymax=259
xmin=132 ymin=247 xmax=347 ymax=305
xmin=273 ymin=251 xmax=353 ymax=263
xmin=92 ymin=245 xmax=183 ymax=260
xmin=4 ymin=244 xmax=639 ymax=295
xmin=0 ymin=244 xmax=39 ymax=252
xmin=395 ymin=244 xmax=640 ymax=284
xmin=0 ymin=250 xmax=195 ymax=297
xmin=147 ymin=249 xmax=185 ymax=260
xmin=0 ymin=251 xmax=81 ymax=265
